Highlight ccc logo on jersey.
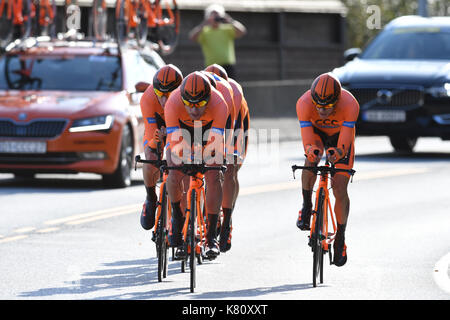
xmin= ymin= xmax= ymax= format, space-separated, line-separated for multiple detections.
xmin=315 ymin=119 xmax=340 ymax=128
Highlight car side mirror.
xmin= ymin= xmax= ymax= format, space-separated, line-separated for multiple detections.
xmin=343 ymin=48 xmax=362 ymax=62
xmin=135 ymin=81 xmax=150 ymax=93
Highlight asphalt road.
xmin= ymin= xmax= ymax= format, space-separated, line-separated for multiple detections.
xmin=0 ymin=120 xmax=449 ymax=301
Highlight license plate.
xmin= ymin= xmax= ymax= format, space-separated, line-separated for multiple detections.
xmin=363 ymin=110 xmax=406 ymax=122
xmin=0 ymin=141 xmax=47 ymax=154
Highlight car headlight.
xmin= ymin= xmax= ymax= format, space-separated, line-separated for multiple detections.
xmin=427 ymin=83 xmax=450 ymax=98
xmin=69 ymin=115 xmax=114 ymax=132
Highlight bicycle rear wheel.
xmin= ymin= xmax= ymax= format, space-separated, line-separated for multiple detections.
xmin=189 ymin=189 xmax=197 ymax=293
xmin=312 ymin=188 xmax=325 ymax=287
xmin=92 ymin=0 xmax=108 ymax=40
xmin=0 ymin=1 xmax=13 ymax=50
xmin=156 ymin=183 xmax=169 ymax=282
xmin=154 ymin=0 xmax=179 ymax=55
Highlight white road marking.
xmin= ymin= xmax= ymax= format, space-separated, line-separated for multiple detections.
xmin=433 ymin=252 xmax=450 ymax=294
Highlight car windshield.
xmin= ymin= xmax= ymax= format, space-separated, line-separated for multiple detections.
xmin=0 ymin=54 xmax=122 ymax=91
xmin=361 ymin=28 xmax=450 ymax=60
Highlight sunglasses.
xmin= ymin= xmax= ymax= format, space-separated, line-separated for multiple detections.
xmin=154 ymin=88 xmax=171 ymax=98
xmin=312 ymin=99 xmax=336 ymax=109
xmin=182 ymin=97 xmax=208 ymax=108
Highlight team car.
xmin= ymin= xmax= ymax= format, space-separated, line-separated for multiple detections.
xmin=0 ymin=36 xmax=165 ymax=187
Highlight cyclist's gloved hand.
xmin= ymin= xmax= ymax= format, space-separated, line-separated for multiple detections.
xmin=305 ymin=145 xmax=322 ymax=163
xmin=149 ymin=128 xmax=166 ymax=149
xmin=326 ymin=147 xmax=344 ymax=164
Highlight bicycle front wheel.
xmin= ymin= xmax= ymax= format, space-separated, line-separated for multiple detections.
xmin=157 ymin=183 xmax=169 ymax=282
xmin=115 ymin=0 xmax=128 ymax=46
xmin=312 ymin=188 xmax=325 ymax=287
xmin=189 ymin=189 xmax=197 ymax=293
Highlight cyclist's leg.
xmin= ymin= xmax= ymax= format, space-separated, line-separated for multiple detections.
xmin=331 ymin=142 xmax=355 ymax=266
xmin=220 ymin=163 xmax=236 ymax=252
xmin=166 ymin=150 xmax=186 ymax=249
xmin=298 ymin=132 xmax=324 ymax=230
xmin=204 ymin=169 xmax=224 ymax=257
xmin=140 ymin=144 xmax=161 ymax=230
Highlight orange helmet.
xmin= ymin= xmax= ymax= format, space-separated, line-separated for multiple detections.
xmin=205 ymin=64 xmax=228 ymax=80
xmin=153 ymin=64 xmax=183 ymax=94
xmin=180 ymin=71 xmax=212 ymax=107
xmin=310 ymin=73 xmax=341 ymax=108
xmin=200 ymin=70 xmax=217 ymax=88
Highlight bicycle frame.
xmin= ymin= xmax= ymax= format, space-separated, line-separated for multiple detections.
xmin=182 ymin=172 xmax=207 ymax=257
xmin=292 ymin=162 xmax=355 ymax=286
xmin=153 ymin=169 xmax=171 ymax=243
xmin=309 ymin=164 xmax=337 ymax=253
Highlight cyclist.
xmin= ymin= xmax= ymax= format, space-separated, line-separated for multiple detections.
xmin=296 ymin=72 xmax=359 ymax=267
xmin=139 ymin=64 xmax=183 ymax=230
xmin=164 ymin=71 xmax=229 ymax=259
xmin=205 ymin=64 xmax=250 ymax=253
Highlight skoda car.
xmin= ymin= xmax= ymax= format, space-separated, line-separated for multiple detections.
xmin=333 ymin=16 xmax=450 ymax=152
xmin=0 ymin=37 xmax=165 ymax=187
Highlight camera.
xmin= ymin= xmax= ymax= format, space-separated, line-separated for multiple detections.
xmin=214 ymin=17 xmax=226 ymax=23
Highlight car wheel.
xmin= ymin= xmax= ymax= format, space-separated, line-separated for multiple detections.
xmin=389 ymin=136 xmax=417 ymax=153
xmin=102 ymin=125 xmax=133 ymax=188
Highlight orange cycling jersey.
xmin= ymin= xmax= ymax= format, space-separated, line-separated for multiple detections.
xmin=228 ymin=78 xmax=250 ymax=158
xmin=140 ymin=83 xmax=166 ymax=150
xmin=209 ymin=73 xmax=236 ymax=154
xmin=165 ymin=86 xmax=229 ymax=162
xmin=296 ymin=89 xmax=359 ymax=169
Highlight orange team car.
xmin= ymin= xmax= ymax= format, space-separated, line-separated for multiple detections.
xmin=0 ymin=36 xmax=166 ymax=187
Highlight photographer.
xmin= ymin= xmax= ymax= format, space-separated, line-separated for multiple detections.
xmin=189 ymin=4 xmax=247 ymax=79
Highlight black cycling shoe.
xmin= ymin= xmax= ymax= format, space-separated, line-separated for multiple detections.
xmin=140 ymin=199 xmax=156 ymax=230
xmin=296 ymin=207 xmax=312 ymax=231
xmin=168 ymin=217 xmax=184 ymax=248
xmin=333 ymin=241 xmax=347 ymax=267
xmin=219 ymin=223 xmax=232 ymax=253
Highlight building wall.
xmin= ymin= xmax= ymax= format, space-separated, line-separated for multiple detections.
xmin=55 ymin=4 xmax=347 ymax=117
xmin=164 ymin=9 xmax=346 ymax=117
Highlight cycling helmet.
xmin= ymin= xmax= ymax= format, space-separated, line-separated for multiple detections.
xmin=180 ymin=71 xmax=212 ymax=107
xmin=153 ymin=64 xmax=183 ymax=95
xmin=205 ymin=64 xmax=228 ymax=81
xmin=310 ymin=73 xmax=341 ymax=108
xmin=200 ymin=70 xmax=217 ymax=88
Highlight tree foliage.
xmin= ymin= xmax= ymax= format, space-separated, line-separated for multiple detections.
xmin=341 ymin=0 xmax=450 ymax=49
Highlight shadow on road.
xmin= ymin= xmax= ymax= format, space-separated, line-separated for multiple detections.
xmin=18 ymin=258 xmax=182 ymax=299
xmin=18 ymin=256 xmax=313 ymax=299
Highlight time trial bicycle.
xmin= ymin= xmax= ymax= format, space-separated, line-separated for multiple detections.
xmin=162 ymin=162 xmax=226 ymax=293
xmin=292 ymin=150 xmax=355 ymax=287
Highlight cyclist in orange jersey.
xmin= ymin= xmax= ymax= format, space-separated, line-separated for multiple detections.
xmin=296 ymin=72 xmax=359 ymax=267
xmin=165 ymin=71 xmax=229 ymax=259
xmin=139 ymin=64 xmax=183 ymax=230
xmin=205 ymin=64 xmax=250 ymax=253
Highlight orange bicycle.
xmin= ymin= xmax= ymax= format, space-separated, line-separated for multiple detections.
xmin=162 ymin=162 xmax=226 ymax=293
xmin=31 ymin=0 xmax=56 ymax=37
xmin=112 ymin=0 xmax=179 ymax=53
xmin=292 ymin=151 xmax=355 ymax=287
xmin=134 ymin=153 xmax=171 ymax=282
xmin=0 ymin=0 xmax=32 ymax=49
